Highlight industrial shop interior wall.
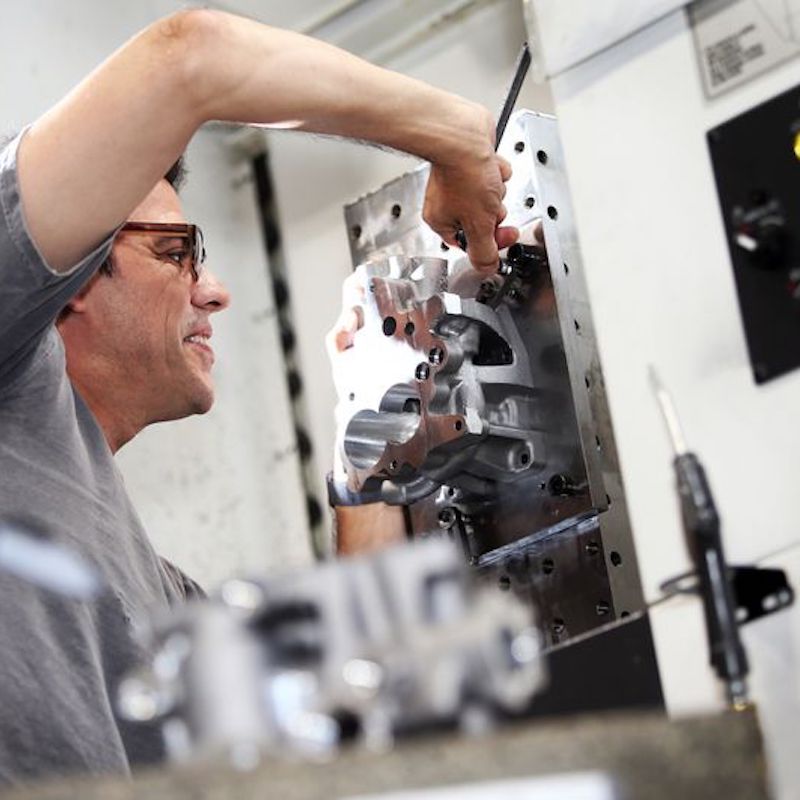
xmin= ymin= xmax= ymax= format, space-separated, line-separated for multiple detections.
xmin=0 ymin=0 xmax=548 ymax=589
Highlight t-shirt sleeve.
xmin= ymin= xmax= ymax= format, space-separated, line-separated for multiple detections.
xmin=0 ymin=130 xmax=117 ymax=384
xmin=159 ymin=557 xmax=206 ymax=602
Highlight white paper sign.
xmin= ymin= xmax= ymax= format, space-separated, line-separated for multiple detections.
xmin=690 ymin=0 xmax=800 ymax=96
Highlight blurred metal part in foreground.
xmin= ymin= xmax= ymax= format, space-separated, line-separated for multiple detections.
xmin=118 ymin=538 xmax=544 ymax=766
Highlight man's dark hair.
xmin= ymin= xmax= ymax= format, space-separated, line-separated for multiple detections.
xmin=99 ymin=156 xmax=187 ymax=276
xmin=163 ymin=157 xmax=187 ymax=193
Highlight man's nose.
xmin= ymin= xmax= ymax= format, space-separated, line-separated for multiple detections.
xmin=192 ymin=268 xmax=231 ymax=312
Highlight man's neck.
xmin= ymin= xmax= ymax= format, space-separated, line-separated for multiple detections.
xmin=68 ymin=369 xmax=145 ymax=453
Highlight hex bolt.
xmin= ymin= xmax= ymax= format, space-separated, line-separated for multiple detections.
xmin=596 ymin=601 xmax=611 ymax=616
xmin=479 ymin=280 xmax=497 ymax=298
xmin=552 ymin=618 xmax=565 ymax=635
xmin=428 ymin=347 xmax=445 ymax=365
xmin=548 ymin=474 xmax=575 ymax=497
xmin=438 ymin=507 xmax=457 ymax=529
xmin=585 ymin=541 xmax=600 ymax=556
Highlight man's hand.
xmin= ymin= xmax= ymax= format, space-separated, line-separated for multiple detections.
xmin=422 ymin=108 xmax=519 ymax=272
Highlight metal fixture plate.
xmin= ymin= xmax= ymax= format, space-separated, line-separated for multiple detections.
xmin=341 ymin=111 xmax=647 ymax=641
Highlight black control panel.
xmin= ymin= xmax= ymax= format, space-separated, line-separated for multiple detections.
xmin=708 ymin=84 xmax=800 ymax=384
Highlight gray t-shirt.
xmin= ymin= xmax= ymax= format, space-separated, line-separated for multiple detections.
xmin=0 ymin=132 xmax=200 ymax=786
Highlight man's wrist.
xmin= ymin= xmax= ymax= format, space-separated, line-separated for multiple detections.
xmin=326 ymin=471 xmax=385 ymax=507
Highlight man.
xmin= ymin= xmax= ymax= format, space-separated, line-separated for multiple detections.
xmin=0 ymin=9 xmax=517 ymax=785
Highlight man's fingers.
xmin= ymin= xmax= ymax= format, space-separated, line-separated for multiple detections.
xmin=498 ymin=155 xmax=513 ymax=182
xmin=329 ymin=306 xmax=364 ymax=353
xmin=495 ymin=225 xmax=519 ymax=250
xmin=465 ymin=225 xmax=500 ymax=272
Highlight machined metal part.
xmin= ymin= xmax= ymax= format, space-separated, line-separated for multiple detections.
xmin=339 ymin=110 xmax=647 ymax=639
xmin=118 ymin=538 xmax=544 ymax=765
xmin=334 ymin=255 xmax=547 ymax=505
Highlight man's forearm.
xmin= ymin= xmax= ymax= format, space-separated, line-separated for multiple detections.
xmin=18 ymin=10 xmax=502 ymax=273
xmin=192 ymin=12 xmax=492 ymax=165
xmin=335 ymin=502 xmax=408 ymax=557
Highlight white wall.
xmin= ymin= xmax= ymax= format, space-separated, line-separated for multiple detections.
xmin=536 ymin=7 xmax=800 ymax=796
xmin=0 ymin=0 xmax=313 ymax=589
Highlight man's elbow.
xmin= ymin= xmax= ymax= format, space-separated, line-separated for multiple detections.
xmin=145 ymin=9 xmax=226 ymax=118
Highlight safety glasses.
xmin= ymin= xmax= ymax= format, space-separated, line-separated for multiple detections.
xmin=117 ymin=221 xmax=206 ymax=282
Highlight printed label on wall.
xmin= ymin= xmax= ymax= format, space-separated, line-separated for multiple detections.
xmin=690 ymin=0 xmax=800 ymax=97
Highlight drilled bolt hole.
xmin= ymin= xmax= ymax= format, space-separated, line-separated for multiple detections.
xmin=542 ymin=558 xmax=555 ymax=575
xmin=525 ymin=195 xmax=536 ymax=209
xmin=537 ymin=149 xmax=548 ymax=164
xmin=454 ymin=419 xmax=463 ymax=431
xmin=428 ymin=347 xmax=444 ymax=365
xmin=391 ymin=203 xmax=402 ymax=219
xmin=382 ymin=317 xmax=397 ymax=336
xmin=514 ymin=141 xmax=525 ymax=153
xmin=415 ymin=363 xmax=430 ymax=381
xmin=351 ymin=224 xmax=362 ymax=239
xmin=610 ymin=551 xmax=623 ymax=567
xmin=547 ymin=206 xmax=558 ymax=220
xmin=404 ymin=321 xmax=415 ymax=336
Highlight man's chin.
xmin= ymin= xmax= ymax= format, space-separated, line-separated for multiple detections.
xmin=190 ymin=384 xmax=215 ymax=415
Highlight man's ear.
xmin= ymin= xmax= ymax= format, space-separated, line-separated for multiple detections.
xmin=63 ymin=271 xmax=103 ymax=315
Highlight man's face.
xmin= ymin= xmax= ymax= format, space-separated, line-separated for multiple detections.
xmin=80 ymin=180 xmax=230 ymax=423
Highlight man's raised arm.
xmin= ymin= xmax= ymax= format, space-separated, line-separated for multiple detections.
xmin=17 ymin=10 xmax=515 ymax=273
